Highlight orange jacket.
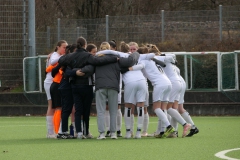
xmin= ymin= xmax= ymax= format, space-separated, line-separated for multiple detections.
xmin=46 ymin=63 xmax=57 ymax=73
xmin=46 ymin=63 xmax=63 ymax=83
xmin=53 ymin=69 xmax=63 ymax=83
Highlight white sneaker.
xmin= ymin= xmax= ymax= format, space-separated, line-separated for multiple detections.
xmin=135 ymin=132 xmax=141 ymax=139
xmin=111 ymin=132 xmax=118 ymax=139
xmin=147 ymin=132 xmax=157 ymax=137
xmin=125 ymin=131 xmax=131 ymax=139
xmin=77 ymin=132 xmax=86 ymax=140
xmin=46 ymin=134 xmax=56 ymax=139
xmin=141 ymin=131 xmax=148 ymax=137
xmin=97 ymin=133 xmax=106 ymax=140
xmin=86 ymin=133 xmax=94 ymax=139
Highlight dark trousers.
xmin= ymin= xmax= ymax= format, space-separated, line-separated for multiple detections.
xmin=72 ymin=84 xmax=93 ymax=135
xmin=59 ymin=88 xmax=73 ymax=132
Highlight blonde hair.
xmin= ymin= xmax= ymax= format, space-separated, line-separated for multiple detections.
xmin=129 ymin=42 xmax=139 ymax=48
xmin=100 ymin=42 xmax=110 ymax=50
xmin=119 ymin=41 xmax=130 ymax=53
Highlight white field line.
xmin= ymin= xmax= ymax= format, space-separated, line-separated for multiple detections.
xmin=215 ymin=148 xmax=240 ymax=160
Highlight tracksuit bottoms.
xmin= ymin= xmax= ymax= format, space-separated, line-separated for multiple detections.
xmin=95 ymin=89 xmax=118 ymax=134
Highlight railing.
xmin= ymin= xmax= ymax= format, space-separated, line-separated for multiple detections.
xmin=23 ymin=52 xmax=240 ymax=93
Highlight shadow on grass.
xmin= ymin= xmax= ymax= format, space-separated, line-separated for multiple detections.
xmin=0 ymin=136 xmax=168 ymax=146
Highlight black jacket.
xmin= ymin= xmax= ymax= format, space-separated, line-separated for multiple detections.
xmin=66 ymin=48 xmax=118 ymax=85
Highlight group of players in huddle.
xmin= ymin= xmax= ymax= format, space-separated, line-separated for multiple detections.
xmin=44 ymin=37 xmax=199 ymax=140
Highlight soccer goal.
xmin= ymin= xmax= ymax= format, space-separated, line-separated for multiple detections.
xmin=164 ymin=51 xmax=222 ymax=91
xmin=23 ymin=55 xmax=48 ymax=93
xmin=220 ymin=51 xmax=239 ymax=91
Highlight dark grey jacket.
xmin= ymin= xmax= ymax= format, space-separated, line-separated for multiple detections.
xmin=95 ymin=52 xmax=140 ymax=92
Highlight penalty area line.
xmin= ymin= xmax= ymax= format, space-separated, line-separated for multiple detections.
xmin=215 ymin=148 xmax=240 ymax=160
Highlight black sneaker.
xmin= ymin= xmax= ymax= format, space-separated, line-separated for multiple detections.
xmin=117 ymin=130 xmax=122 ymax=137
xmin=105 ymin=130 xmax=111 ymax=137
xmin=57 ymin=133 xmax=75 ymax=139
xmin=186 ymin=127 xmax=199 ymax=137
xmin=154 ymin=132 xmax=164 ymax=138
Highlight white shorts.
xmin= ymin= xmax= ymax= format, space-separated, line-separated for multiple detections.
xmin=169 ymin=80 xmax=182 ymax=103
xmin=152 ymin=84 xmax=172 ymax=102
xmin=124 ymin=80 xmax=147 ymax=105
xmin=162 ymin=84 xmax=172 ymax=102
xmin=44 ymin=82 xmax=52 ymax=100
xmin=179 ymin=79 xmax=186 ymax=104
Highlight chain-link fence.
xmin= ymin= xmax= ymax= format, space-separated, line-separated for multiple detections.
xmin=0 ymin=0 xmax=28 ymax=90
xmin=35 ymin=5 xmax=240 ymax=54
xmin=0 ymin=0 xmax=28 ymax=57
xmin=1 ymin=2 xmax=240 ymax=91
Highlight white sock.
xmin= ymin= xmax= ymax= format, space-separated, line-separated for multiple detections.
xmin=142 ymin=113 xmax=149 ymax=133
xmin=161 ymin=110 xmax=168 ymax=132
xmin=136 ymin=107 xmax=144 ymax=131
xmin=167 ymin=114 xmax=172 ymax=122
xmin=46 ymin=116 xmax=54 ymax=135
xmin=124 ymin=107 xmax=131 ymax=130
xmin=81 ymin=120 xmax=84 ymax=133
xmin=131 ymin=114 xmax=134 ymax=133
xmin=105 ymin=110 xmax=110 ymax=131
xmin=171 ymin=117 xmax=178 ymax=131
xmin=58 ymin=121 xmax=62 ymax=134
xmin=167 ymin=108 xmax=186 ymax=126
xmin=182 ymin=111 xmax=195 ymax=129
xmin=154 ymin=108 xmax=170 ymax=127
xmin=156 ymin=119 xmax=162 ymax=134
xmin=77 ymin=132 xmax=83 ymax=137
xmin=117 ymin=109 xmax=122 ymax=131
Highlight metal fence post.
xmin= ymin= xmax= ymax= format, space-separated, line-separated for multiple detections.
xmin=106 ymin=15 xmax=109 ymax=42
xmin=219 ymin=5 xmax=222 ymax=41
xmin=217 ymin=52 xmax=221 ymax=91
xmin=28 ymin=0 xmax=35 ymax=56
xmin=234 ymin=52 xmax=239 ymax=90
xmin=58 ymin=18 xmax=61 ymax=41
xmin=47 ymin=26 xmax=50 ymax=48
xmin=23 ymin=0 xmax=27 ymax=57
xmin=184 ymin=54 xmax=189 ymax=89
xmin=161 ymin=10 xmax=164 ymax=42
xmin=28 ymin=0 xmax=36 ymax=91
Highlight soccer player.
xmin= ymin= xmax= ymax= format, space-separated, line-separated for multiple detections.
xmin=137 ymin=46 xmax=175 ymax=138
xmin=105 ymin=40 xmax=123 ymax=137
xmin=154 ymin=53 xmax=191 ymax=138
xmin=44 ymin=40 xmax=67 ymax=138
xmin=175 ymin=64 xmax=199 ymax=137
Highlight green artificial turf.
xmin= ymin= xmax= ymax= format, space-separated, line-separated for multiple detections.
xmin=0 ymin=116 xmax=239 ymax=160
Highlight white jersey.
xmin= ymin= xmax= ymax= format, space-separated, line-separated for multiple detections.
xmin=140 ymin=59 xmax=171 ymax=86
xmin=44 ymin=52 xmax=61 ymax=83
xmin=122 ymin=69 xmax=145 ymax=85
xmin=95 ymin=50 xmax=155 ymax=85
xmin=154 ymin=55 xmax=181 ymax=82
xmin=175 ymin=66 xmax=186 ymax=104
xmin=175 ymin=66 xmax=186 ymax=91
